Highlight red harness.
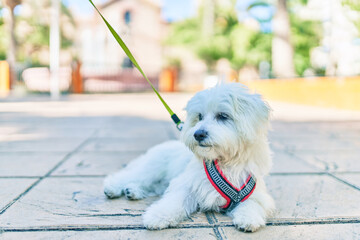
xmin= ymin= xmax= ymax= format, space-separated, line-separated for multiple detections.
xmin=203 ymin=159 xmax=256 ymax=212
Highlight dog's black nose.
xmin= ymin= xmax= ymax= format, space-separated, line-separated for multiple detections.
xmin=194 ymin=129 xmax=208 ymax=142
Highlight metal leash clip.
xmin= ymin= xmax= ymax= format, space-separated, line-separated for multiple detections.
xmin=176 ymin=122 xmax=184 ymax=131
xmin=171 ymin=114 xmax=183 ymax=131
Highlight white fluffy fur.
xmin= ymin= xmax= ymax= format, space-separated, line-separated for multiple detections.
xmin=104 ymin=83 xmax=275 ymax=232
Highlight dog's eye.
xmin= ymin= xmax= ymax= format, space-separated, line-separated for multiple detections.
xmin=198 ymin=113 xmax=203 ymax=121
xmin=216 ymin=113 xmax=230 ymax=121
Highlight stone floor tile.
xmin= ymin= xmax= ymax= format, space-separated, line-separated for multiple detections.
xmin=294 ymin=151 xmax=360 ymax=172
xmin=219 ymin=223 xmax=360 ymax=240
xmin=271 ymin=152 xmax=319 ymax=173
xmin=0 ymin=228 xmax=217 ymax=240
xmin=302 ymin=122 xmax=360 ymax=138
xmin=0 ymin=177 xmax=209 ymax=228
xmin=94 ymin=118 xmax=179 ymax=140
xmin=0 ymin=178 xmax=38 ymax=210
xmin=268 ymin=175 xmax=360 ymax=219
xmin=270 ymin=123 xmax=318 ymax=135
xmin=0 ymin=152 xmax=65 ymax=176
xmin=51 ymin=152 xmax=144 ymax=176
xmin=269 ymin=141 xmax=286 ymax=151
xmin=270 ymin=121 xmax=360 ymax=140
xmin=0 ymin=138 xmax=86 ymax=152
xmin=81 ymin=137 xmax=169 ymax=152
xmin=1 ymin=94 xmax=360 ymax=239
xmin=212 ymin=175 xmax=360 ymax=224
xmin=278 ymin=138 xmax=356 ymax=152
xmin=18 ymin=127 xmax=96 ymax=139
xmin=0 ymin=114 xmax=109 ymax=129
xmin=0 ymin=127 xmax=95 ymax=142
xmin=104 ymin=116 xmax=170 ymax=127
xmin=95 ymin=126 xmax=171 ymax=139
xmin=333 ymin=173 xmax=360 ymax=189
xmin=0 ymin=126 xmax=23 ymax=135
xmin=0 ymin=177 xmax=149 ymax=228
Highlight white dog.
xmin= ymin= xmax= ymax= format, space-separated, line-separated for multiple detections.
xmin=103 ymin=83 xmax=275 ymax=232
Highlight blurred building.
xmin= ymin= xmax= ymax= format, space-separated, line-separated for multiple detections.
xmin=300 ymin=0 xmax=360 ymax=76
xmin=76 ymin=0 xmax=164 ymax=91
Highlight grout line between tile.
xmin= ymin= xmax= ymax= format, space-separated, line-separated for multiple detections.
xmin=285 ymin=150 xmax=360 ymax=192
xmin=1 ymin=217 xmax=360 ymax=233
xmin=2 ymin=171 xmax=360 ymax=179
xmin=212 ymin=227 xmax=224 ymax=240
xmin=205 ymin=212 xmax=216 ymax=224
xmin=326 ymin=172 xmax=360 ymax=192
xmin=0 ymin=176 xmax=41 ymax=179
xmin=270 ymin=172 xmax=327 ymax=176
xmin=0 ymin=131 xmax=98 ymax=215
xmin=205 ymin=212 xmax=226 ymax=240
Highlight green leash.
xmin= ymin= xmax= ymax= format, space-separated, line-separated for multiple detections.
xmin=89 ymin=0 xmax=183 ymax=130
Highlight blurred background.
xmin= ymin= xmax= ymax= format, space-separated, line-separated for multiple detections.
xmin=0 ymin=0 xmax=359 ymax=110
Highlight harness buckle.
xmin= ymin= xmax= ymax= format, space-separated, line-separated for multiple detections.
xmin=234 ymin=193 xmax=243 ymax=202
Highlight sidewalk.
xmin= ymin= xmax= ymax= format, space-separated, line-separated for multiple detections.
xmin=1 ymin=93 xmax=360 ymax=239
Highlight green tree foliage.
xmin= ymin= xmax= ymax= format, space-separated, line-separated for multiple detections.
xmin=168 ymin=0 xmax=322 ymax=77
xmin=229 ymin=24 xmax=271 ymax=71
xmin=0 ymin=4 xmax=6 ymax=60
xmin=291 ymin=15 xmax=322 ymax=76
xmin=253 ymin=0 xmax=322 ymax=76
xmin=167 ymin=5 xmax=271 ymax=73
xmin=343 ymin=0 xmax=360 ymax=11
xmin=343 ymin=0 xmax=360 ymax=33
xmin=0 ymin=4 xmax=3 ymax=25
xmin=0 ymin=0 xmax=75 ymax=65
xmin=17 ymin=0 xmax=75 ymax=66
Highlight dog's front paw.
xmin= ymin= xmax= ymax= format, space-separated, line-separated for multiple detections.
xmin=103 ymin=177 xmax=123 ymax=199
xmin=232 ymin=212 xmax=265 ymax=232
xmin=142 ymin=209 xmax=181 ymax=230
xmin=104 ymin=185 xmax=123 ymax=199
xmin=124 ymin=187 xmax=145 ymax=200
xmin=143 ymin=212 xmax=171 ymax=230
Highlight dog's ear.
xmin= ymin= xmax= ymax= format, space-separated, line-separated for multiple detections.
xmin=231 ymin=84 xmax=271 ymax=142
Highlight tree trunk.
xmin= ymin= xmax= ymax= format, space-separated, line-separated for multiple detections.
xmin=325 ymin=0 xmax=337 ymax=76
xmin=201 ymin=0 xmax=216 ymax=73
xmin=272 ymin=0 xmax=296 ymax=78
xmin=7 ymin=6 xmax=16 ymax=67
xmin=202 ymin=0 xmax=215 ymax=38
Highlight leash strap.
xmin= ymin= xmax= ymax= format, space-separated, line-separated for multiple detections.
xmin=203 ymin=160 xmax=256 ymax=213
xmin=89 ymin=0 xmax=183 ymax=130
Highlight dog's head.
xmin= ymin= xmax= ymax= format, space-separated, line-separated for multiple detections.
xmin=180 ymin=83 xmax=271 ymax=162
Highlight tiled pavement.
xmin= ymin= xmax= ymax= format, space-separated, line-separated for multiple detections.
xmin=1 ymin=93 xmax=360 ymax=239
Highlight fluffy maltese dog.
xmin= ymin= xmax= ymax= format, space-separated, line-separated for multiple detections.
xmin=104 ymin=83 xmax=275 ymax=232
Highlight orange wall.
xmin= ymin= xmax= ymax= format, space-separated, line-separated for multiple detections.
xmin=0 ymin=61 xmax=10 ymax=97
xmin=244 ymin=76 xmax=360 ymax=111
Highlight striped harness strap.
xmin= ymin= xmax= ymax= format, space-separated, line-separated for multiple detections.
xmin=203 ymin=159 xmax=256 ymax=213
